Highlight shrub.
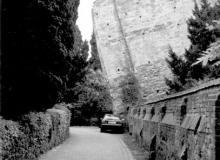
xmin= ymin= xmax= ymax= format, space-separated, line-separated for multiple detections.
xmin=0 ymin=104 xmax=71 ymax=160
xmin=20 ymin=112 xmax=53 ymax=158
xmin=53 ymin=103 xmax=72 ymax=132
xmin=47 ymin=108 xmax=70 ymax=146
xmin=0 ymin=120 xmax=27 ymax=160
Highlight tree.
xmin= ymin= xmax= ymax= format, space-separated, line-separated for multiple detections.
xmin=67 ymin=31 xmax=112 ymax=125
xmin=62 ymin=25 xmax=89 ymax=103
xmin=165 ymin=0 xmax=220 ymax=93
xmin=194 ymin=20 xmax=220 ymax=78
xmin=165 ymin=47 xmax=189 ymax=92
xmin=89 ymin=33 xmax=102 ymax=71
xmin=187 ymin=0 xmax=216 ymax=52
xmin=1 ymin=0 xmax=88 ymax=118
xmin=184 ymin=0 xmax=220 ymax=79
xmin=70 ymin=70 xmax=113 ymax=125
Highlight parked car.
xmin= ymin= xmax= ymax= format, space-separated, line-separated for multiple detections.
xmin=100 ymin=114 xmax=124 ymax=133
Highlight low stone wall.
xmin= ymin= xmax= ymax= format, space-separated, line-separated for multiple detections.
xmin=0 ymin=103 xmax=71 ymax=160
xmin=128 ymin=79 xmax=220 ymax=160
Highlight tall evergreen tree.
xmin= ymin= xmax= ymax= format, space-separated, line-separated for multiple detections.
xmin=187 ymin=0 xmax=215 ymax=52
xmin=165 ymin=0 xmax=220 ymax=93
xmin=1 ymin=0 xmax=88 ymax=118
xmin=185 ymin=0 xmax=220 ymax=80
xmin=165 ymin=47 xmax=188 ymax=92
xmin=195 ymin=20 xmax=220 ymax=78
xmin=89 ymin=33 xmax=102 ymax=71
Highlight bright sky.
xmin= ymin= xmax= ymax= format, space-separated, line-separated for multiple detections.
xmin=76 ymin=0 xmax=96 ymax=41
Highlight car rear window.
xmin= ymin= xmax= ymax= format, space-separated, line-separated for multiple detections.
xmin=104 ymin=115 xmax=120 ymax=120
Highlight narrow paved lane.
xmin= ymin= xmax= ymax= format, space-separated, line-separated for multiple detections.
xmin=39 ymin=127 xmax=135 ymax=160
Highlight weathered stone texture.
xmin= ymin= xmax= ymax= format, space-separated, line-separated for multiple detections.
xmin=93 ymin=0 xmax=217 ymax=113
xmin=92 ymin=0 xmax=208 ymax=113
xmin=93 ymin=1 xmax=219 ymax=157
xmin=128 ymin=79 xmax=220 ymax=160
xmin=93 ymin=0 xmax=131 ymax=82
xmin=135 ymin=59 xmax=171 ymax=101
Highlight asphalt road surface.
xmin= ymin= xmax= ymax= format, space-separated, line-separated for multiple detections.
xmin=39 ymin=127 xmax=135 ymax=160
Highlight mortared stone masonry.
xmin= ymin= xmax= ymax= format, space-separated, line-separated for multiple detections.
xmin=92 ymin=0 xmax=219 ymax=159
xmin=92 ymin=0 xmax=217 ymax=113
xmin=128 ymin=79 xmax=220 ymax=160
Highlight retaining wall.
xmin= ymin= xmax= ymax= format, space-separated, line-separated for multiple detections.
xmin=128 ymin=79 xmax=220 ymax=160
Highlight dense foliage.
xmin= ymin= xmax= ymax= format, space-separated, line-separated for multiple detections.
xmin=165 ymin=0 xmax=220 ymax=93
xmin=89 ymin=32 xmax=102 ymax=71
xmin=1 ymin=0 xmax=113 ymax=126
xmin=195 ymin=20 xmax=220 ymax=68
xmin=70 ymin=70 xmax=113 ymax=126
xmin=165 ymin=47 xmax=189 ymax=92
xmin=1 ymin=0 xmax=88 ymax=118
xmin=0 ymin=104 xmax=71 ymax=160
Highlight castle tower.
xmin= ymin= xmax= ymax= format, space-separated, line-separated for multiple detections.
xmin=92 ymin=0 xmax=216 ymax=113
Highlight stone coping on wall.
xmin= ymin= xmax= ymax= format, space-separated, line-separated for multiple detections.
xmin=144 ymin=78 xmax=220 ymax=105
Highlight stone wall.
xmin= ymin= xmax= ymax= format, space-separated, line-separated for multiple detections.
xmin=92 ymin=0 xmax=194 ymax=113
xmin=93 ymin=0 xmax=220 ymax=159
xmin=128 ymin=79 xmax=220 ymax=160
xmin=92 ymin=0 xmax=217 ymax=113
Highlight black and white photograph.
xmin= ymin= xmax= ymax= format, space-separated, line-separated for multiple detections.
xmin=0 ymin=0 xmax=220 ymax=159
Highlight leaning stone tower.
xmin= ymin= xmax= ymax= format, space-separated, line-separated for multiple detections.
xmin=92 ymin=0 xmax=216 ymax=113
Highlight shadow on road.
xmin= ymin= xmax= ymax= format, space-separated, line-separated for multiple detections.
xmin=100 ymin=130 xmax=125 ymax=134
